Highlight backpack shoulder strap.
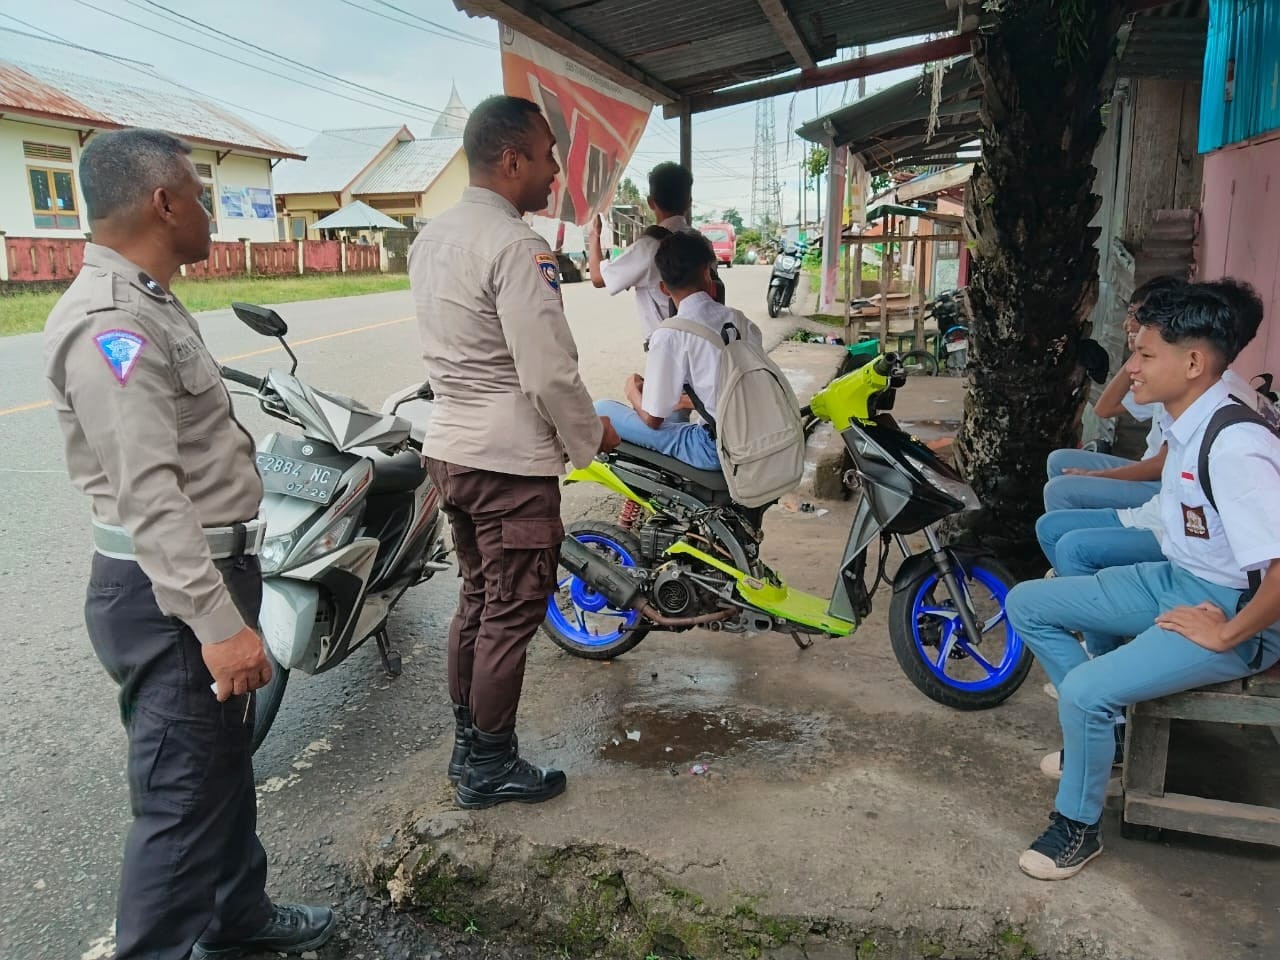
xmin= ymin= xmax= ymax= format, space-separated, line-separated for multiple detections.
xmin=660 ymin=316 xmax=725 ymax=349
xmin=1198 ymin=398 xmax=1274 ymax=512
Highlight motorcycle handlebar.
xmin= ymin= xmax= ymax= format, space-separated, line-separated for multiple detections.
xmin=872 ymin=352 xmax=900 ymax=377
xmin=220 ymin=366 xmax=265 ymax=392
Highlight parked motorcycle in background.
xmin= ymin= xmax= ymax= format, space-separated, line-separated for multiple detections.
xmin=767 ymin=239 xmax=807 ymax=317
xmin=221 ymin=303 xmax=449 ymax=751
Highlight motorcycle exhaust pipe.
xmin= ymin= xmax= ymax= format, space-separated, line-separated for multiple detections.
xmin=558 ymin=537 xmax=734 ymax=628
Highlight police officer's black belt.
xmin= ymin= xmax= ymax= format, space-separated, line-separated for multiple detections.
xmin=92 ymin=519 xmax=266 ymax=560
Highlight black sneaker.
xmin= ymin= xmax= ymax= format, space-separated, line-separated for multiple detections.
xmin=1018 ymin=812 xmax=1103 ymax=880
xmin=191 ymin=903 xmax=336 ymax=959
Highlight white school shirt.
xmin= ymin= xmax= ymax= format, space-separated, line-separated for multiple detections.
xmin=640 ymin=292 xmax=762 ymax=422
xmin=1158 ymin=379 xmax=1280 ymax=589
xmin=599 ymin=214 xmax=689 ymax=339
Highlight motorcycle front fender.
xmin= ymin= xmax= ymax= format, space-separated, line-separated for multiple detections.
xmin=260 ymin=578 xmax=321 ymax=671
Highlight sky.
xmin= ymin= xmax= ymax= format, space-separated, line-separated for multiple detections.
xmin=0 ymin=0 xmax=925 ymax=226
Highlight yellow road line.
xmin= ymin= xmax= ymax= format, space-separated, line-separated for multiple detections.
xmin=0 ymin=315 xmax=412 ymax=419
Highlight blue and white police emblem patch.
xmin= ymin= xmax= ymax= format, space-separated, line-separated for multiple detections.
xmin=94 ymin=329 xmax=147 ymax=386
xmin=534 ymin=252 xmax=560 ymax=292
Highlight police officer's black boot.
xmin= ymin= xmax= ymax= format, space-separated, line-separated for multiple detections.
xmin=455 ymin=727 xmax=566 ymax=809
xmin=447 ymin=703 xmax=473 ymax=783
xmin=191 ymin=903 xmax=336 ymax=959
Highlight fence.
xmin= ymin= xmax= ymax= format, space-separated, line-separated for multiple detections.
xmin=4 ymin=237 xmax=84 ymax=282
xmin=186 ymin=241 xmax=246 ymax=279
xmin=0 ymin=236 xmax=384 ymax=284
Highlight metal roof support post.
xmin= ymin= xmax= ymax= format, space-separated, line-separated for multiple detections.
xmin=819 ymin=134 xmax=847 ymax=314
xmin=679 ymin=101 xmax=692 ymax=196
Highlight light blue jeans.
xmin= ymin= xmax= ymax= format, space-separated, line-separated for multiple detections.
xmin=1043 ymin=449 xmax=1161 ymax=511
xmin=595 ymin=399 xmax=719 ymax=471
xmin=1034 ymin=508 xmax=1164 ymax=656
xmin=1006 ymin=563 xmax=1279 ymax=824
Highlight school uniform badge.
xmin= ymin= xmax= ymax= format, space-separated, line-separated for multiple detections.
xmin=1181 ymin=503 xmax=1209 ymax=539
xmin=534 ymin=252 xmax=560 ymax=292
xmin=94 ymin=329 xmax=146 ymax=386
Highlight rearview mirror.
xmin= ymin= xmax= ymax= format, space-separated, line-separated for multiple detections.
xmin=232 ymin=302 xmax=288 ymax=338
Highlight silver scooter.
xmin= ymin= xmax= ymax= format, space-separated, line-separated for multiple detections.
xmin=221 ymin=303 xmax=448 ymax=751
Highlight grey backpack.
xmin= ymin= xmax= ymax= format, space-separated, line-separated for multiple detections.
xmin=661 ymin=312 xmax=805 ymax=507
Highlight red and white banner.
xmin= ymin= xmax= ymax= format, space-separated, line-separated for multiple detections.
xmin=500 ymin=26 xmax=652 ymax=227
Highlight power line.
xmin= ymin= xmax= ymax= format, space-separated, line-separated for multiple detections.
xmin=64 ymin=0 xmax=448 ymax=126
xmin=128 ymin=0 xmax=455 ymax=121
xmin=366 ymin=0 xmax=494 ymax=47
xmin=0 ymin=16 xmax=394 ymax=150
xmin=0 ymin=21 xmax=154 ymax=67
xmin=336 ymin=0 xmax=493 ymax=49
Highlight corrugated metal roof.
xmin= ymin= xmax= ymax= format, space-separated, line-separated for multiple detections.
xmin=0 ymin=59 xmax=302 ymax=159
xmin=273 ymin=127 xmax=407 ymax=195
xmin=458 ymin=0 xmax=962 ymax=101
xmin=313 ymin=200 xmax=409 ymax=230
xmin=796 ymin=58 xmax=983 ymax=172
xmin=352 ymin=137 xmax=463 ymax=195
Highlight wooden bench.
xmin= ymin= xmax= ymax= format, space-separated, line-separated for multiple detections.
xmin=1121 ymin=663 xmax=1280 ymax=845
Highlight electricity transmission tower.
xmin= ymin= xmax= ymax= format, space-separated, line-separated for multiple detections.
xmin=750 ymin=99 xmax=781 ymax=230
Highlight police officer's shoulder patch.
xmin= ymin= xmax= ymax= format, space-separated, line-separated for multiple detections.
xmin=534 ymin=252 xmax=560 ymax=293
xmin=93 ymin=329 xmax=147 ymax=386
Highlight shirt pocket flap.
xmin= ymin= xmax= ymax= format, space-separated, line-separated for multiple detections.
xmin=174 ymin=342 xmax=219 ymax=395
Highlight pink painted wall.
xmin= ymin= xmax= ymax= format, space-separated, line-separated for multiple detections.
xmin=1198 ymin=132 xmax=1280 ymax=381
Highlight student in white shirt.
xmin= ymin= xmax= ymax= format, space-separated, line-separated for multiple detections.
xmin=1042 ymin=275 xmax=1185 ymax=512
xmin=594 ymin=231 xmax=761 ymax=471
xmin=1006 ymin=282 xmax=1280 ymax=881
xmin=587 ymin=162 xmax=693 ymax=347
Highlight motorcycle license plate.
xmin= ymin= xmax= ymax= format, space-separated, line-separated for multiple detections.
xmin=945 ymin=338 xmax=968 ymax=353
xmin=256 ymin=452 xmax=341 ymax=504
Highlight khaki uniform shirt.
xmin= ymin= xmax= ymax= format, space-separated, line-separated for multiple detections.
xmin=408 ymin=186 xmax=601 ymax=475
xmin=44 ymin=244 xmax=263 ymax=645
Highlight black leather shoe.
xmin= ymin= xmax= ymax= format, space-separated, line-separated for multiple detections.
xmin=448 ymin=703 xmax=473 ymax=782
xmin=191 ymin=903 xmax=336 ymax=958
xmin=455 ymin=727 xmax=566 ymax=809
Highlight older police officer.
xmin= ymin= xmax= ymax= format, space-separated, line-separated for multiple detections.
xmin=43 ymin=129 xmax=333 ymax=960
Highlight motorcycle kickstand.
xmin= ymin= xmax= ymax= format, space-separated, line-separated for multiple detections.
xmin=375 ymin=630 xmax=403 ymax=678
xmin=791 ymin=631 xmax=814 ymax=650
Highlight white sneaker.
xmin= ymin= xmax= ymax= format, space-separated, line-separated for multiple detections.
xmin=1043 ymin=682 xmax=1059 ymax=701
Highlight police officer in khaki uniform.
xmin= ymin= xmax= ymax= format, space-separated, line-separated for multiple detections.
xmin=409 ymin=96 xmax=619 ymax=808
xmin=43 ymin=129 xmax=334 ymax=960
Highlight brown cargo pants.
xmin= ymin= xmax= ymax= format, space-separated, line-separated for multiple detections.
xmin=426 ymin=460 xmax=564 ymax=733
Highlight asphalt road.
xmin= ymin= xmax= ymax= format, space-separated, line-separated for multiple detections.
xmin=0 ymin=264 xmax=794 ymax=959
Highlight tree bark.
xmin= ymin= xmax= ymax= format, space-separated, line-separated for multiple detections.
xmin=948 ymin=0 xmax=1126 ymax=575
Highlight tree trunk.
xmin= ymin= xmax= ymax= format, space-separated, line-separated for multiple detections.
xmin=948 ymin=0 xmax=1125 ymax=575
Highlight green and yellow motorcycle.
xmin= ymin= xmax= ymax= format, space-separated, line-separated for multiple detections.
xmin=547 ymin=354 xmax=1031 ymax=709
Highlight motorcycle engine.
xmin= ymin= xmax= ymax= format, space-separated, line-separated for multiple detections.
xmin=638 ymin=517 xmax=688 ymax=563
xmin=650 ymin=563 xmax=728 ymax=618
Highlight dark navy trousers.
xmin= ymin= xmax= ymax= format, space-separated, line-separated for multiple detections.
xmin=85 ymin=553 xmax=272 ymax=960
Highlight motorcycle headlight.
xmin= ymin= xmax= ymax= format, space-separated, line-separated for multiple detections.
xmin=259 ymin=534 xmax=293 ymax=573
xmin=905 ymin=455 xmax=982 ymax=511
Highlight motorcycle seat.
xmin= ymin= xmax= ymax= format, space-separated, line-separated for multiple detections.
xmin=609 ymin=442 xmax=731 ymax=504
xmin=368 ymin=449 xmax=428 ymax=495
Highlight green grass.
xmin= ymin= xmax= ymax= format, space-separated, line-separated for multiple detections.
xmin=0 ymin=272 xmax=410 ymax=337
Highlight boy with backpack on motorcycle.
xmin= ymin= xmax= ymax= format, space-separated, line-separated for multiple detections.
xmin=594 ymin=231 xmax=762 ymax=471
xmin=1006 ymin=282 xmax=1280 ymax=881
